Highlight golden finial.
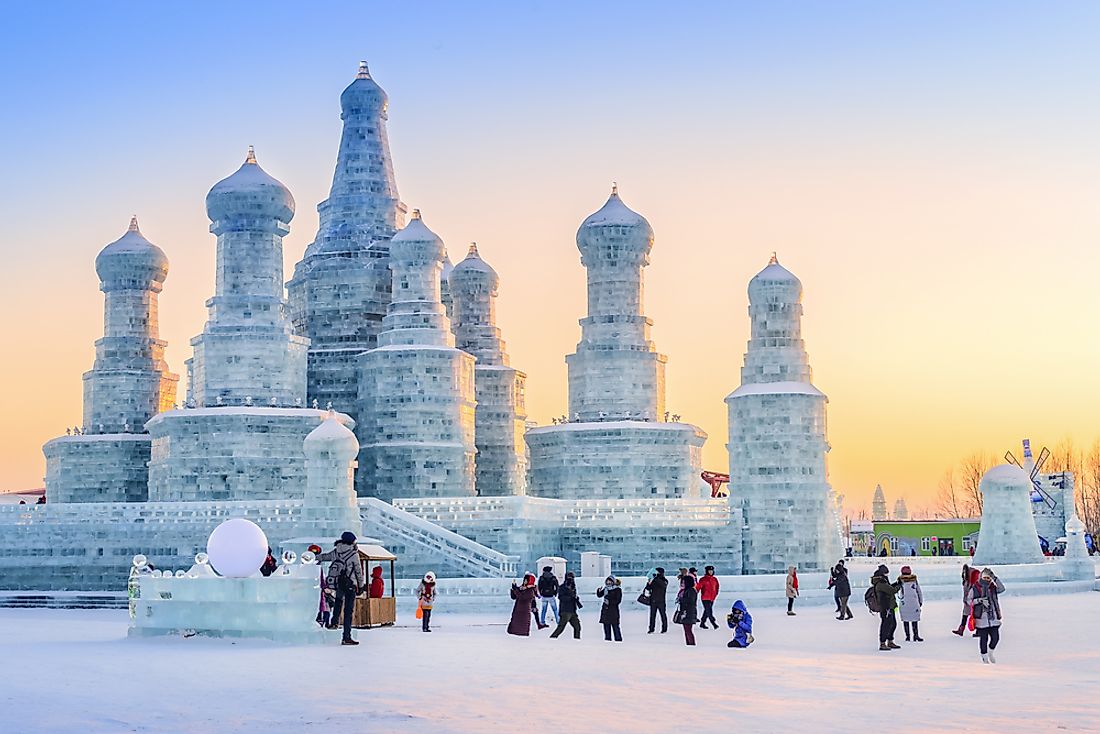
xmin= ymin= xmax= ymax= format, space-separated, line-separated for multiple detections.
xmin=467 ymin=242 xmax=479 ymax=256
xmin=611 ymin=181 xmax=618 ymax=196
xmin=411 ymin=209 xmax=421 ymax=220
xmin=128 ymin=215 xmax=140 ymax=233
xmin=245 ymin=145 xmax=257 ymax=164
xmin=768 ymin=251 xmax=778 ymax=265
xmin=356 ymin=61 xmax=370 ymax=79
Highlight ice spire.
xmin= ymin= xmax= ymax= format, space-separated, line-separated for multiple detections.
xmin=245 ymin=145 xmax=257 ymax=164
xmin=128 ymin=215 xmax=140 ymax=232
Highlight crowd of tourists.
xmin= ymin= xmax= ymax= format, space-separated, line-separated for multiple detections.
xmin=315 ymin=531 xmax=1006 ymax=662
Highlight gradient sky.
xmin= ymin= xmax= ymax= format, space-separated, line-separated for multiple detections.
xmin=2 ymin=2 xmax=1099 ymax=513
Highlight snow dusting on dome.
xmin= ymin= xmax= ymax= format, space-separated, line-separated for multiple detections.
xmin=206 ymin=147 xmax=295 ymax=222
xmin=576 ymin=185 xmax=654 ymax=257
xmin=304 ymin=410 xmax=359 ymax=460
xmin=95 ymin=216 xmax=169 ymax=285
xmin=451 ymin=242 xmax=498 ymax=280
xmin=748 ymin=253 xmax=802 ymax=302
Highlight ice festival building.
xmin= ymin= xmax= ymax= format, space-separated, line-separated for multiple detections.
xmin=1 ymin=62 xmax=871 ymax=590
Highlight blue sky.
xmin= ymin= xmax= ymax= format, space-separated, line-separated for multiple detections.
xmin=2 ymin=2 xmax=1100 ymax=506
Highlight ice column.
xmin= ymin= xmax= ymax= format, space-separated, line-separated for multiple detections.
xmin=525 ymin=188 xmax=707 ymax=501
xmin=43 ymin=217 xmax=178 ymax=502
xmin=287 ymin=62 xmax=407 ymax=420
xmin=301 ymin=411 xmax=363 ymax=538
xmin=357 ymin=211 xmax=476 ymax=500
xmin=972 ymin=465 xmax=1046 ymax=565
xmin=147 ymin=150 xmax=348 ymax=502
xmin=188 ymin=147 xmax=308 ymax=406
xmin=566 ymin=186 xmax=665 ymax=421
xmin=727 ymin=255 xmax=843 ymax=573
xmin=450 ymin=243 xmax=528 ymax=496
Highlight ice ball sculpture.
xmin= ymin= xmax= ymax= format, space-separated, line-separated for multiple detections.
xmin=300 ymin=551 xmax=316 ymax=564
xmin=195 ymin=552 xmax=209 ymax=565
xmin=132 ymin=554 xmax=148 ymax=569
xmin=281 ymin=550 xmax=297 ymax=565
xmin=206 ymin=518 xmax=269 ymax=578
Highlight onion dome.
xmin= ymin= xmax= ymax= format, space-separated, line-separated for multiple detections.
xmin=576 ymin=184 xmax=654 ymax=262
xmin=340 ymin=61 xmax=388 ymax=116
xmin=748 ymin=252 xmax=802 ymax=304
xmin=450 ymin=242 xmax=499 ymax=289
xmin=303 ymin=410 xmax=359 ymax=462
xmin=206 ymin=146 xmax=295 ymax=224
xmin=390 ymin=209 xmax=446 ymax=263
xmin=95 ymin=216 xmax=169 ymax=290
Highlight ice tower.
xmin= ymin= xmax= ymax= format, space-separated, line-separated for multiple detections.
xmin=147 ymin=149 xmax=349 ymax=501
xmin=872 ymin=484 xmax=888 ymax=520
xmin=356 ymin=211 xmax=476 ymax=500
xmin=727 ymin=255 xmax=842 ymax=573
xmin=43 ymin=217 xmax=179 ymax=502
xmin=287 ymin=62 xmax=407 ymax=421
xmin=450 ymin=243 xmax=528 ymax=496
xmin=526 ymin=188 xmax=706 ymax=499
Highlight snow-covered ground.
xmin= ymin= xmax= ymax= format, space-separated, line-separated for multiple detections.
xmin=2 ymin=592 xmax=1098 ymax=733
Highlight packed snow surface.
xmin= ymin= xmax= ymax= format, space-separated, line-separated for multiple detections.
xmin=2 ymin=591 xmax=1097 ymax=733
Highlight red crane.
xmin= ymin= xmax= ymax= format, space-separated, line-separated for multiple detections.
xmin=701 ymin=471 xmax=730 ymax=498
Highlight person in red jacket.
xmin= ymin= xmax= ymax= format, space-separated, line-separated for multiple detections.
xmin=369 ymin=566 xmax=385 ymax=599
xmin=696 ymin=565 xmax=721 ymax=629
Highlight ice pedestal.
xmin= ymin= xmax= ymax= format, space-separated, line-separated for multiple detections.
xmin=129 ymin=570 xmax=330 ymax=644
xmin=973 ymin=465 xmax=1046 ymax=565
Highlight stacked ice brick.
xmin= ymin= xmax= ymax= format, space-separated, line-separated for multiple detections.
xmin=43 ymin=217 xmax=178 ymax=502
xmin=972 ymin=465 xmax=1046 ymax=565
xmin=146 ymin=148 xmax=349 ymax=502
xmin=726 ymin=255 xmax=843 ymax=573
xmin=356 ymin=212 xmax=477 ymax=501
xmin=287 ymin=63 xmax=407 ymax=423
xmin=526 ymin=188 xmax=706 ymax=499
xmin=449 ymin=244 xmax=528 ymax=496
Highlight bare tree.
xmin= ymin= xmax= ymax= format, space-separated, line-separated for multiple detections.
xmin=937 ymin=467 xmax=973 ymax=519
xmin=1078 ymin=440 xmax=1100 ymax=541
xmin=959 ymin=451 xmax=994 ymax=515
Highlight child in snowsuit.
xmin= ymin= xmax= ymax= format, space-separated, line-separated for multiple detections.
xmin=726 ymin=599 xmax=754 ymax=648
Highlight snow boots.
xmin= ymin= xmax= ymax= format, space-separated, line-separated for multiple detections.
xmin=981 ymin=652 xmax=997 ymax=664
xmin=341 ymin=639 xmax=359 ymax=646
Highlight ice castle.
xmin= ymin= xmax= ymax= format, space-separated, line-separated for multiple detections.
xmin=1 ymin=62 xmax=862 ymax=589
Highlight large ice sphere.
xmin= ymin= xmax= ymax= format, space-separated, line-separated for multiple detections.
xmin=206 ymin=518 xmax=269 ymax=578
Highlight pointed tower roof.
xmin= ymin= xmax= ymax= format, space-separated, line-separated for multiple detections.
xmin=576 ymin=184 xmax=654 ymax=258
xmin=341 ymin=60 xmax=388 ymax=113
xmin=206 ymin=146 xmax=295 ymax=222
xmin=452 ymin=242 xmax=499 ymax=278
xmin=748 ymin=252 xmax=802 ymax=302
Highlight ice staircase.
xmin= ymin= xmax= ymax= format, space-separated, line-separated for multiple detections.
xmin=359 ymin=498 xmax=519 ymax=578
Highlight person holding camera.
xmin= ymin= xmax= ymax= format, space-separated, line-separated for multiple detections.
xmin=726 ymin=599 xmax=754 ymax=648
xmin=646 ymin=567 xmax=669 ymax=634
xmin=675 ymin=570 xmax=699 ymax=646
xmin=596 ymin=575 xmax=623 ymax=642
xmin=966 ymin=567 xmax=1005 ymax=663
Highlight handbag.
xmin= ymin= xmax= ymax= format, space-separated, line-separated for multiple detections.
xmin=415 ymin=600 xmax=423 ymax=620
xmin=637 ymin=590 xmax=651 ymax=606
xmin=673 ymin=609 xmax=684 ymax=624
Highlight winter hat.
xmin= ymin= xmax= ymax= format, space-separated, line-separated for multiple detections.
xmin=901 ymin=565 xmax=912 ymax=575
xmin=542 ymin=566 xmax=552 ymax=573
xmin=340 ymin=531 xmax=357 ymax=544
xmin=705 ymin=565 xmax=715 ymax=573
xmin=655 ymin=567 xmax=665 ymax=574
xmin=307 ymin=544 xmax=322 ymax=554
xmin=524 ymin=573 xmax=536 ymax=586
xmin=876 ymin=564 xmax=889 ymax=576
xmin=424 ymin=571 xmax=436 ymax=583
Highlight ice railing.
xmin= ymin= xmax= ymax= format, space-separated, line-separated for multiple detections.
xmin=0 ymin=500 xmax=306 ymax=533
xmin=360 ymin=498 xmax=518 ymax=578
xmin=393 ymin=495 xmax=732 ymax=527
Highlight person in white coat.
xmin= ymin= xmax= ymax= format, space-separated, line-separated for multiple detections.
xmin=897 ymin=565 xmax=923 ymax=642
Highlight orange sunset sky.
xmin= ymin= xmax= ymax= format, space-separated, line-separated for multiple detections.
xmin=2 ymin=4 xmax=1099 ymax=514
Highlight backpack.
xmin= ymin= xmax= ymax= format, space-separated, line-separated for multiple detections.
xmin=327 ymin=549 xmax=356 ymax=591
xmin=864 ymin=586 xmax=881 ymax=614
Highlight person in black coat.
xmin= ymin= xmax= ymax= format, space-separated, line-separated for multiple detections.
xmin=646 ymin=567 xmax=669 ymax=634
xmin=832 ymin=561 xmax=853 ymax=620
xmin=596 ymin=576 xmax=623 ymax=642
xmin=676 ymin=571 xmax=699 ymax=646
xmin=549 ymin=572 xmax=583 ymax=639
